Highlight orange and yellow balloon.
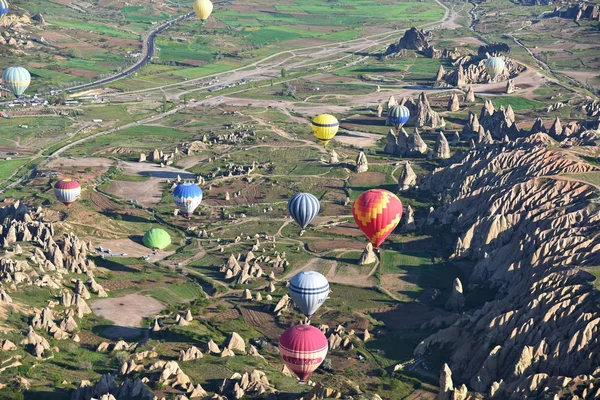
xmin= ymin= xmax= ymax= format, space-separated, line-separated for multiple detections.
xmin=193 ymin=0 xmax=213 ymax=20
xmin=311 ymin=114 xmax=339 ymax=146
xmin=352 ymin=189 xmax=403 ymax=248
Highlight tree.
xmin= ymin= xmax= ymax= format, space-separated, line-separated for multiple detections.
xmin=281 ymin=68 xmax=287 ymax=78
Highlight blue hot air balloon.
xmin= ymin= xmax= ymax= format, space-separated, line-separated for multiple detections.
xmin=288 ymin=192 xmax=320 ymax=230
xmin=173 ymin=182 xmax=203 ymax=218
xmin=387 ymin=105 xmax=410 ymax=130
xmin=0 ymin=0 xmax=9 ymax=20
xmin=289 ymin=271 xmax=330 ymax=318
xmin=2 ymin=66 xmax=31 ymax=98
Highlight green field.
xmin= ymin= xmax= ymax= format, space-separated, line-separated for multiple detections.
xmin=0 ymin=158 xmax=30 ymax=181
xmin=491 ymin=96 xmax=545 ymax=111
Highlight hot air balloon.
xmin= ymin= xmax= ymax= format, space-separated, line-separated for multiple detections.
xmin=289 ymin=271 xmax=329 ymax=318
xmin=352 ymin=189 xmax=403 ymax=248
xmin=53 ymin=179 xmax=81 ymax=207
xmin=288 ymin=193 xmax=320 ymax=230
xmin=0 ymin=0 xmax=9 ymax=21
xmin=311 ymin=114 xmax=339 ymax=146
xmin=387 ymin=105 xmax=410 ymax=131
xmin=193 ymin=0 xmax=213 ymax=20
xmin=2 ymin=66 xmax=31 ymax=98
xmin=143 ymin=228 xmax=171 ymax=250
xmin=173 ymin=182 xmax=203 ymax=218
xmin=279 ymin=325 xmax=328 ymax=382
xmin=485 ymin=57 xmax=505 ymax=80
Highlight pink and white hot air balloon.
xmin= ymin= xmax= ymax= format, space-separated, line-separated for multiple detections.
xmin=53 ymin=179 xmax=81 ymax=207
xmin=279 ymin=324 xmax=328 ymax=382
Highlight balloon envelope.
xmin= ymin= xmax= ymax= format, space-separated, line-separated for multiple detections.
xmin=143 ymin=228 xmax=171 ymax=250
xmin=352 ymin=189 xmax=403 ymax=248
xmin=2 ymin=66 xmax=30 ymax=98
xmin=311 ymin=114 xmax=339 ymax=146
xmin=485 ymin=57 xmax=505 ymax=80
xmin=289 ymin=271 xmax=329 ymax=318
xmin=193 ymin=0 xmax=213 ymax=20
xmin=53 ymin=179 xmax=81 ymax=207
xmin=288 ymin=192 xmax=320 ymax=229
xmin=0 ymin=0 xmax=9 ymax=20
xmin=279 ymin=325 xmax=328 ymax=381
xmin=173 ymin=182 xmax=203 ymax=217
xmin=387 ymin=105 xmax=410 ymax=129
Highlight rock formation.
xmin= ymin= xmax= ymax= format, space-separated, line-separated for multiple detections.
xmin=505 ymin=79 xmax=516 ymax=94
xmin=70 ymin=374 xmax=154 ymax=400
xmin=464 ymin=86 xmax=475 ymax=102
xmin=407 ymin=129 xmax=428 ymax=155
xmin=359 ymin=243 xmax=377 ymax=265
xmin=447 ymin=94 xmax=460 ymax=112
xmin=224 ymin=332 xmax=246 ymax=353
xmin=445 ymin=278 xmax=465 ymax=312
xmin=405 ymin=93 xmax=445 ymax=128
xmin=385 ymin=27 xmax=430 ymax=55
xmin=397 ymin=162 xmax=417 ymax=191
xmin=418 ymin=134 xmax=600 ymax=397
xmin=355 ymin=152 xmax=368 ymax=173
xmin=433 ymin=132 xmax=451 ymax=159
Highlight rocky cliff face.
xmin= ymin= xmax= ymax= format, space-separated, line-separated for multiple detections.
xmin=417 ymin=134 xmax=600 ymax=399
xmin=441 ymin=56 xmax=526 ymax=86
xmin=385 ymin=27 xmax=431 ymax=55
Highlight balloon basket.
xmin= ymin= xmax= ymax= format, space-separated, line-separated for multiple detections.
xmin=297 ymin=379 xmax=306 ymax=385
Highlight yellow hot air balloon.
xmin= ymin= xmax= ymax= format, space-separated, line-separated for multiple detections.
xmin=193 ymin=0 xmax=213 ymax=20
xmin=311 ymin=114 xmax=339 ymax=146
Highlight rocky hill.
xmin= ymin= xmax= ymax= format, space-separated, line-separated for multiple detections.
xmin=417 ymin=134 xmax=600 ymax=399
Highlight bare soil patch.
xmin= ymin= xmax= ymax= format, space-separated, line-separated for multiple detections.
xmin=350 ymin=171 xmax=386 ymax=186
xmin=91 ymin=294 xmax=165 ymax=339
xmin=239 ymin=306 xmax=284 ymax=340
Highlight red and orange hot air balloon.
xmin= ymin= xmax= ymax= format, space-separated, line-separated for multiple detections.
xmin=53 ymin=179 xmax=81 ymax=207
xmin=352 ymin=189 xmax=403 ymax=248
xmin=279 ymin=325 xmax=328 ymax=382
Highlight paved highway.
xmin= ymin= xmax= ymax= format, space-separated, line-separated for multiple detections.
xmin=65 ymin=12 xmax=194 ymax=94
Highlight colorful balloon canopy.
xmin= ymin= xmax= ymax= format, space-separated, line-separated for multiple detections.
xmin=53 ymin=179 xmax=81 ymax=207
xmin=173 ymin=182 xmax=203 ymax=217
xmin=143 ymin=228 xmax=171 ymax=250
xmin=193 ymin=0 xmax=213 ymax=20
xmin=0 ymin=0 xmax=9 ymax=20
xmin=279 ymin=325 xmax=328 ymax=381
xmin=352 ymin=189 xmax=403 ymax=248
xmin=289 ymin=271 xmax=329 ymax=318
xmin=288 ymin=192 xmax=320 ymax=229
xmin=485 ymin=57 xmax=505 ymax=80
xmin=2 ymin=66 xmax=31 ymax=98
xmin=387 ymin=105 xmax=410 ymax=130
xmin=311 ymin=114 xmax=339 ymax=147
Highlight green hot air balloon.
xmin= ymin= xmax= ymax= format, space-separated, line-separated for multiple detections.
xmin=2 ymin=66 xmax=31 ymax=98
xmin=143 ymin=228 xmax=171 ymax=250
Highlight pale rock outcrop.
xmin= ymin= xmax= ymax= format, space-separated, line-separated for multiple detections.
xmin=445 ymin=278 xmax=465 ymax=312
xmin=447 ymin=94 xmax=460 ymax=112
xmin=224 ymin=332 xmax=245 ymax=353
xmin=433 ymin=132 xmax=451 ymax=159
xmin=206 ymin=339 xmax=221 ymax=354
xmin=355 ymin=152 xmax=368 ymax=173
xmin=407 ymin=129 xmax=428 ymax=155
xmin=464 ymin=86 xmax=475 ymax=102
xmin=179 ymin=346 xmax=203 ymax=361
xmin=398 ymin=162 xmax=417 ymax=191
xmin=359 ymin=243 xmax=377 ymax=265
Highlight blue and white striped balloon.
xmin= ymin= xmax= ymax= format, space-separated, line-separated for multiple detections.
xmin=288 ymin=192 xmax=320 ymax=229
xmin=0 ymin=0 xmax=9 ymax=20
xmin=485 ymin=57 xmax=506 ymax=80
xmin=2 ymin=66 xmax=31 ymax=98
xmin=173 ymin=182 xmax=203 ymax=217
xmin=387 ymin=105 xmax=410 ymax=129
xmin=289 ymin=271 xmax=330 ymax=318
